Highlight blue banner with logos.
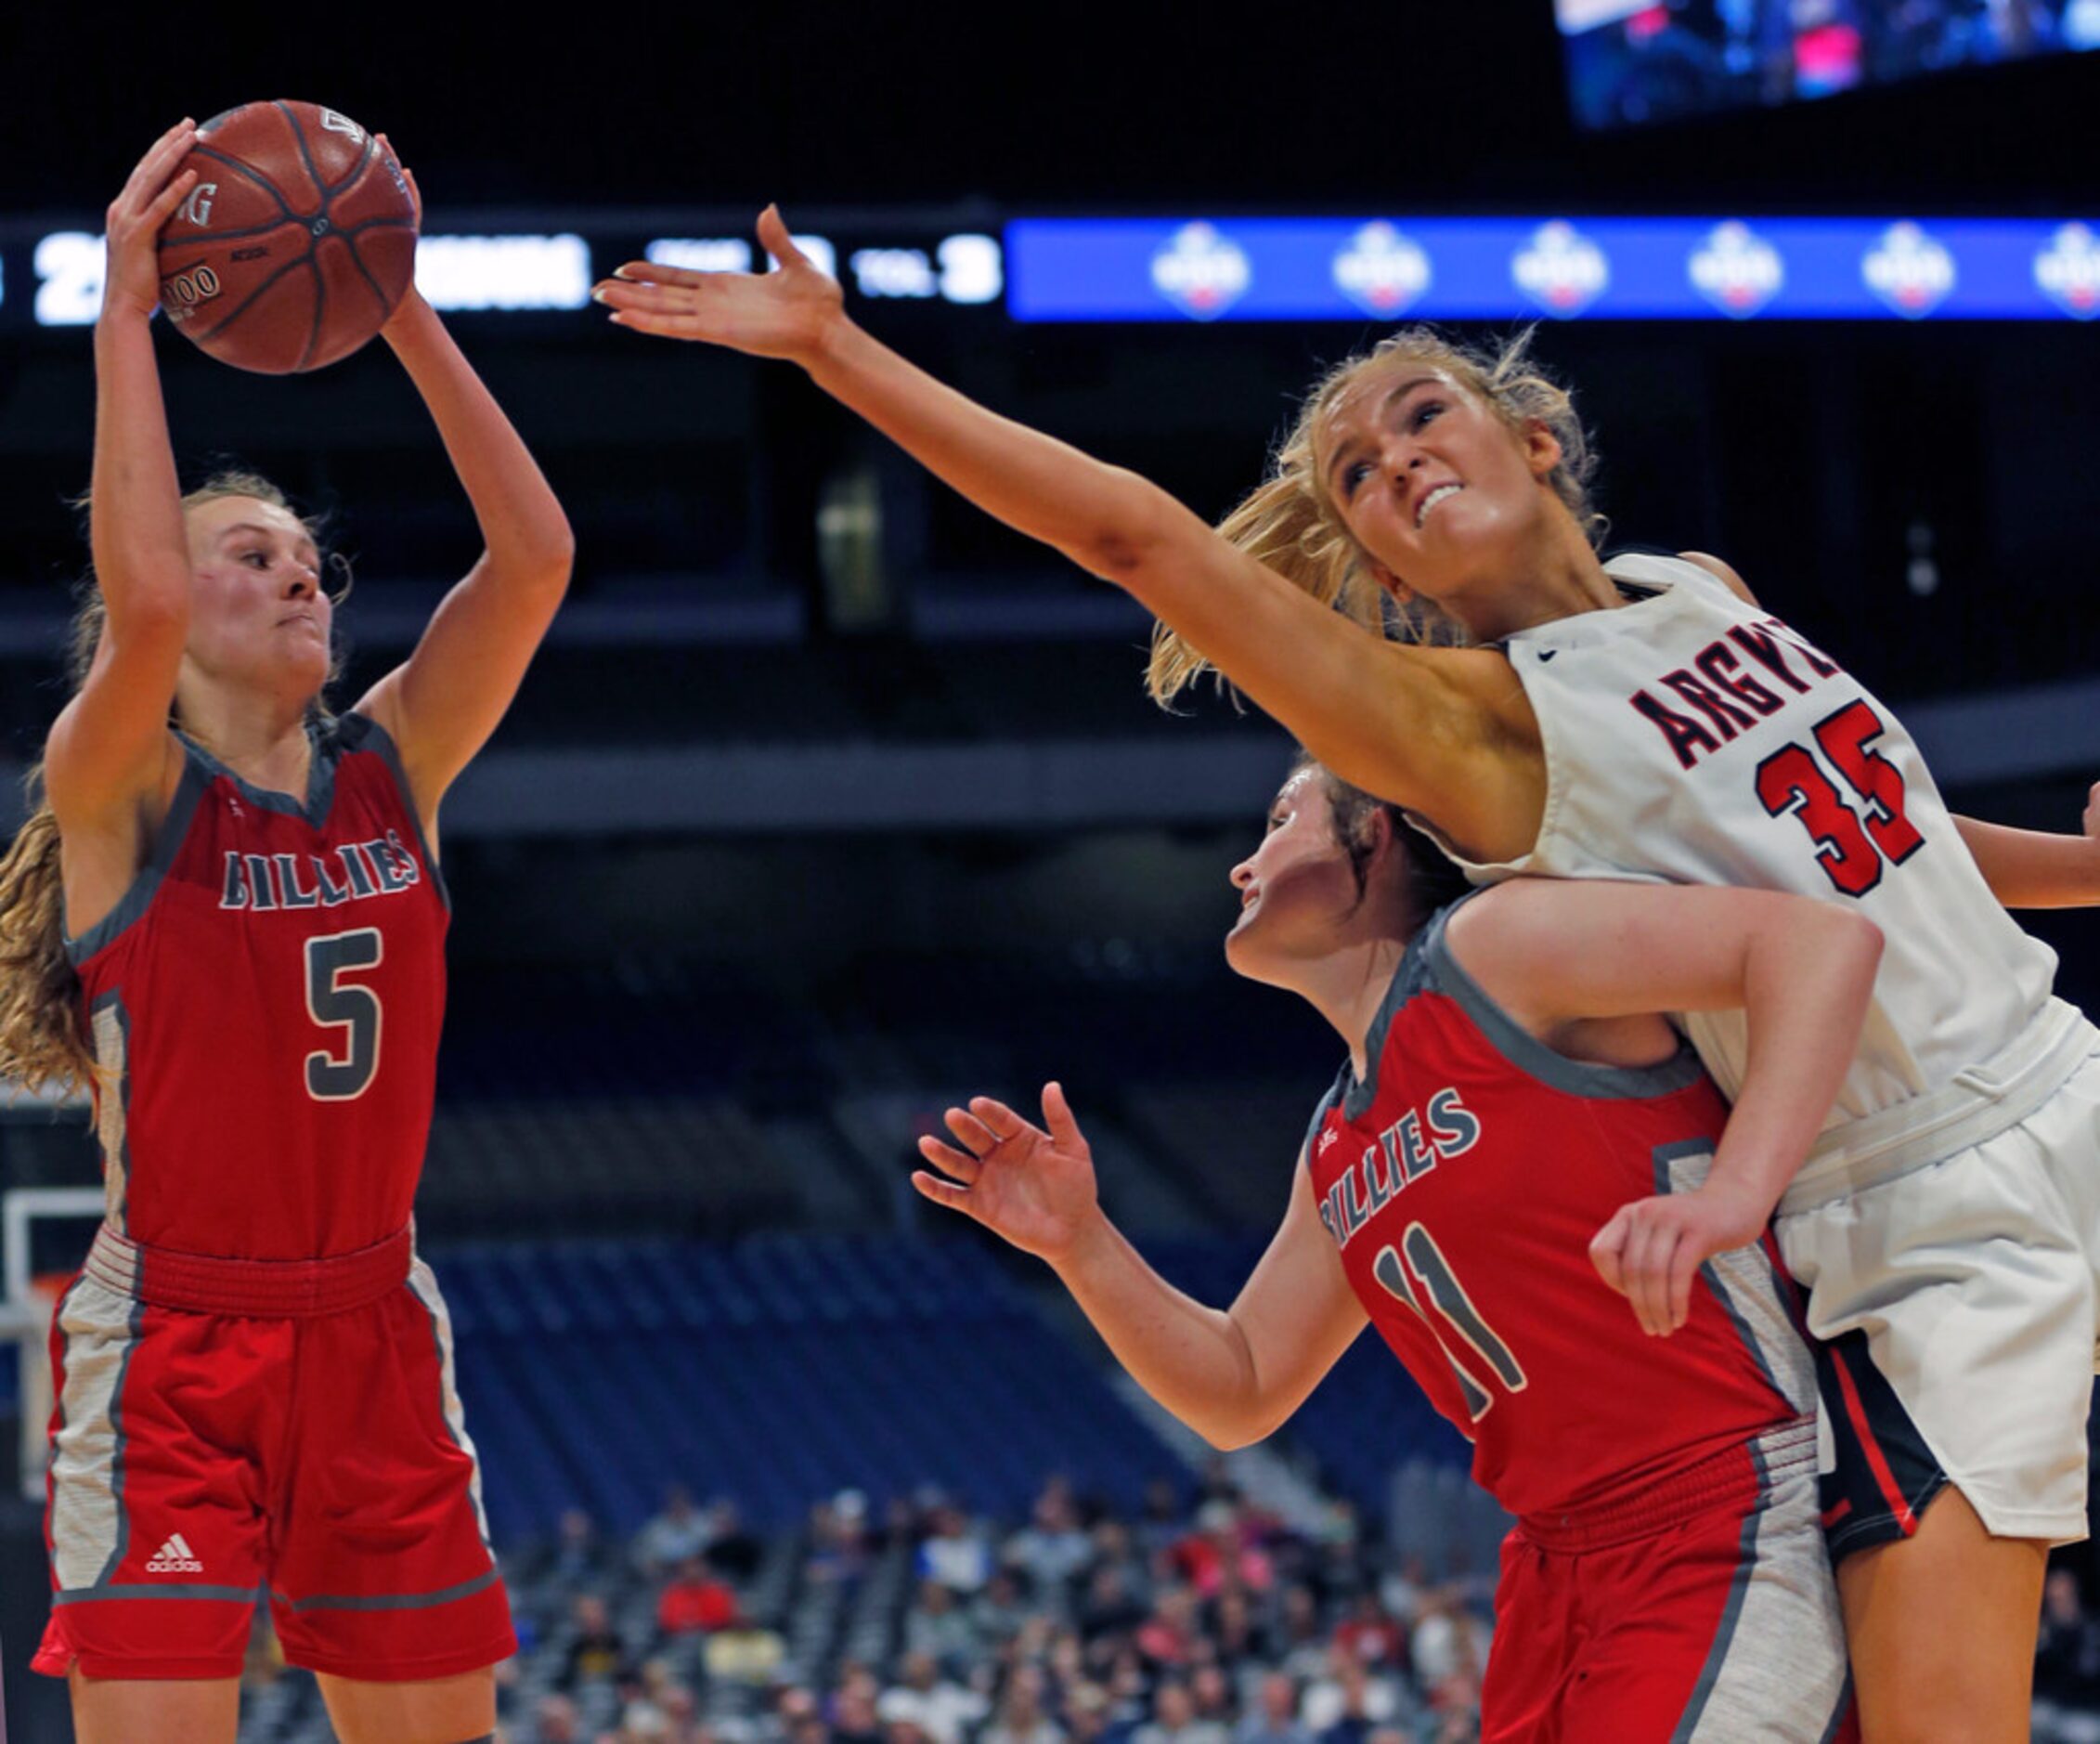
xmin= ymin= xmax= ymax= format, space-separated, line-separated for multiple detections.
xmin=1005 ymin=216 xmax=2100 ymax=323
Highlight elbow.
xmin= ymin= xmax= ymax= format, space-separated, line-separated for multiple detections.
xmin=1193 ymin=1419 xmax=1260 ymax=1453
xmin=1191 ymin=1396 xmax=1284 ymax=1452
xmin=1816 ymin=907 xmax=1886 ymax=994
xmin=1069 ymin=470 xmax=1180 ymax=586
xmin=106 ymin=580 xmax=192 ymax=653
xmin=535 ymin=516 xmax=577 ymax=590
xmin=506 ymin=536 xmax=575 ymax=601
xmin=1834 ymin=908 xmax=1886 ymax=967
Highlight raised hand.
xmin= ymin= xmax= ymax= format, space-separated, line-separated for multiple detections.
xmin=374 ymin=133 xmax=433 ymax=335
xmin=104 ymin=119 xmax=199 ymax=321
xmin=591 ymin=205 xmax=845 ymax=364
xmin=913 ymin=1083 xmax=1101 ymax=1265
xmin=1589 ymin=1182 xmax=1765 ymax=1337
xmin=375 ymin=132 xmax=422 ymax=228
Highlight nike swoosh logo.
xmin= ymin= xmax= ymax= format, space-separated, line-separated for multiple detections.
xmin=1537 ymin=648 xmax=1558 ymax=662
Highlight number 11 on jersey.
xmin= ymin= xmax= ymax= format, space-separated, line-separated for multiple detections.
xmin=1373 ymin=1225 xmax=1528 ymax=1424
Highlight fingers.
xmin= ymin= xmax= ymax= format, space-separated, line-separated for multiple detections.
xmin=1628 ymin=1214 xmax=1680 ymax=1337
xmin=376 ymin=134 xmax=423 ymax=222
xmin=604 ymin=309 xmax=696 ymax=339
xmin=609 ymin=259 xmax=707 ymax=289
xmin=942 ymin=1106 xmax=1000 ymax=1157
xmin=910 ymin=1170 xmax=977 ymax=1218
xmin=968 ymin=1097 xmax=1031 ymax=1141
xmin=115 ymin=120 xmax=197 ymax=218
xmin=141 ymin=168 xmax=201 ymax=229
xmin=134 ymin=117 xmax=197 ymax=178
xmin=1040 ymin=1081 xmax=1083 ymax=1150
xmin=1595 ymin=1201 xmax=1686 ymax=1335
xmin=1588 ymin=1208 xmax=1629 ymax=1296
xmin=757 ymin=203 xmax=805 ymax=268
xmin=596 ymin=279 xmax=699 ymax=316
xmin=916 ymin=1134 xmax=980 ymax=1185
xmin=1666 ymin=1235 xmax=1702 ymax=1335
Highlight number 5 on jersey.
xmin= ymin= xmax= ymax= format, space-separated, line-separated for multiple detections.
xmin=305 ymin=928 xmax=382 ymax=1100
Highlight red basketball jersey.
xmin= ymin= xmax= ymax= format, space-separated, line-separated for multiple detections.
xmin=1305 ymin=900 xmax=1814 ymax=1522
xmin=69 ymin=715 xmax=447 ymax=1261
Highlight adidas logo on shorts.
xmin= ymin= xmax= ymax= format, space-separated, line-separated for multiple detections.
xmin=145 ymin=1532 xmax=203 ymax=1574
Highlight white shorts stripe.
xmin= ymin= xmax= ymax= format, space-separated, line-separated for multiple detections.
xmin=405 ymin=1257 xmax=493 ymax=1552
xmin=47 ymin=1276 xmax=144 ymax=1591
xmin=1678 ymin=1467 xmax=1851 ymax=1740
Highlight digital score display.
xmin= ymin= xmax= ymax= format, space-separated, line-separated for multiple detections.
xmin=1005 ymin=215 xmax=2100 ymax=323
xmin=0 ymin=222 xmax=1006 ymax=329
xmin=6 ymin=213 xmax=2098 ymax=332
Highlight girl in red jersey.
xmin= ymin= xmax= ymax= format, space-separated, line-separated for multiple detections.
xmin=914 ymin=758 xmax=1875 ymax=1741
xmin=597 ymin=219 xmax=2100 ymax=1738
xmin=0 ymin=122 xmax=572 ymax=1744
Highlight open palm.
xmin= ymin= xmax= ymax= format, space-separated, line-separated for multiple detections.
xmin=914 ymin=1084 xmax=1099 ymax=1264
xmin=593 ymin=205 xmax=843 ymax=363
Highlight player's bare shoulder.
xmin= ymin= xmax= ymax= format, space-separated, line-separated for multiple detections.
xmin=45 ymin=720 xmax=187 ymax=931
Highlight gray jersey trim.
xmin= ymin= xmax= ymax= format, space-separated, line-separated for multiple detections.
xmin=1302 ymin=1082 xmax=1345 ymax=1168
xmin=1670 ymin=1459 xmax=1764 ymax=1742
xmin=338 ymin=712 xmax=450 ymax=911
xmin=1654 ymin=1139 xmax=1817 ymax=1419
xmin=54 ymin=1582 xmax=262 ymax=1606
xmin=64 ymin=748 xmax=212 ymax=966
xmin=1338 ymin=929 xmax=1445 ymax=1123
xmin=88 ymin=994 xmax=136 ymax=1235
xmin=272 ymin=1567 xmax=500 ymax=1614
xmin=1420 ymin=899 xmax=1707 ymax=1101
xmin=174 ymin=717 xmax=342 ymax=825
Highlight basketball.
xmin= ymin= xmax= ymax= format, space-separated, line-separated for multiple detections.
xmin=155 ymin=100 xmax=418 ymax=374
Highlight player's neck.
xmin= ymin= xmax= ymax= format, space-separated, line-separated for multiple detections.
xmin=1443 ymin=519 xmax=1615 ymax=644
xmin=175 ymin=684 xmax=316 ymax=798
xmin=1293 ymin=934 xmax=1411 ymax=1085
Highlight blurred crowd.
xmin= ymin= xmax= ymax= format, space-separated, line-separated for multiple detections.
xmin=228 ymin=1466 xmax=2100 ymax=1743
xmin=507 ymin=1476 xmax=1497 ymax=1744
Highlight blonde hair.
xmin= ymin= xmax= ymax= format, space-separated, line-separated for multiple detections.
xmin=1147 ymin=326 xmax=1601 ymax=706
xmin=0 ymin=470 xmax=337 ymax=1095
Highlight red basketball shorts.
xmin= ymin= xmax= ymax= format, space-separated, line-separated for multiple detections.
xmin=33 ymin=1230 xmax=514 ymax=1683
xmin=1480 ymin=1419 xmax=1857 ymax=1743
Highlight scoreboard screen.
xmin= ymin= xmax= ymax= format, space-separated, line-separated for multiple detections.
xmin=1559 ymin=0 xmax=2100 ymax=132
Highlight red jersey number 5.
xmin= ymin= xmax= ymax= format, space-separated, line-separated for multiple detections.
xmin=305 ymin=928 xmax=383 ymax=1100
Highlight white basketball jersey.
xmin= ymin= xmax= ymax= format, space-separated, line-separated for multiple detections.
xmin=1419 ymin=552 xmax=2058 ymax=1126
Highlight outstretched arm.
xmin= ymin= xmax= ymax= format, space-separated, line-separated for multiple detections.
xmin=353 ymin=143 xmax=574 ymax=834
xmin=1447 ymin=879 xmax=1883 ymax=1336
xmin=593 ymin=211 xmax=1542 ymax=862
xmin=45 ymin=120 xmax=201 ymax=832
xmin=915 ymin=1085 xmax=1367 ymax=1449
xmin=1951 ymin=790 xmax=2100 ymax=907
